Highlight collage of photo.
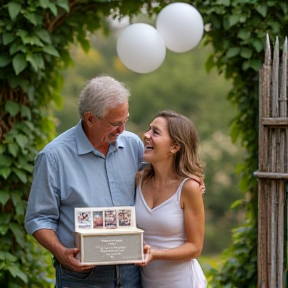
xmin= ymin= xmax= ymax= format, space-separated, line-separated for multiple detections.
xmin=75 ymin=206 xmax=135 ymax=230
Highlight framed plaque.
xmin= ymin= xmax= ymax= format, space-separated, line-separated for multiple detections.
xmin=74 ymin=206 xmax=144 ymax=265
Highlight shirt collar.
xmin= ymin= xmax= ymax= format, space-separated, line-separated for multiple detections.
xmin=75 ymin=120 xmax=94 ymax=155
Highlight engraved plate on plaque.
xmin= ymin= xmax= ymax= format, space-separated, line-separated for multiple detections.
xmin=83 ymin=233 xmax=142 ymax=263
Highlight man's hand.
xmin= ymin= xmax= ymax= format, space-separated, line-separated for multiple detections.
xmin=33 ymin=229 xmax=94 ymax=272
xmin=56 ymin=247 xmax=95 ymax=272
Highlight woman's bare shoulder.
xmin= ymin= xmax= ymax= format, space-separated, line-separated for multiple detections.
xmin=181 ymin=178 xmax=203 ymax=200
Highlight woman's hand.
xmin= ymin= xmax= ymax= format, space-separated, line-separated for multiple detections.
xmin=136 ymin=243 xmax=152 ymax=266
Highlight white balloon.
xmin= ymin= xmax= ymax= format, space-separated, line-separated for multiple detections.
xmin=156 ymin=3 xmax=204 ymax=53
xmin=116 ymin=23 xmax=166 ymax=73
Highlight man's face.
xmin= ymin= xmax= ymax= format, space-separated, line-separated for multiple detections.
xmin=97 ymin=102 xmax=129 ymax=143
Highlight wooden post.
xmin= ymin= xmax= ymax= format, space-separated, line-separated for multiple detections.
xmin=255 ymin=34 xmax=288 ymax=288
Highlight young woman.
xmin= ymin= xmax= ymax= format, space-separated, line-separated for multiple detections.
xmin=135 ymin=110 xmax=206 ymax=288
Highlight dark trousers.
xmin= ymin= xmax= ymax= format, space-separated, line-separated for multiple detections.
xmin=54 ymin=259 xmax=142 ymax=288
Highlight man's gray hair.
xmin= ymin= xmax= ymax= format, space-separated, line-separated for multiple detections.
xmin=79 ymin=75 xmax=130 ymax=118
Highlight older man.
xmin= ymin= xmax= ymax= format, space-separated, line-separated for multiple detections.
xmin=25 ymin=75 xmax=144 ymax=288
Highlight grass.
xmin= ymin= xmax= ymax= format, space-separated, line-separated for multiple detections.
xmin=198 ymin=254 xmax=222 ymax=286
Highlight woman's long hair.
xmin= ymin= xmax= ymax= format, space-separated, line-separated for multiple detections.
xmin=140 ymin=110 xmax=205 ymax=185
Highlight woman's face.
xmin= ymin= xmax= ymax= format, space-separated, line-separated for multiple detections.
xmin=143 ymin=116 xmax=176 ymax=164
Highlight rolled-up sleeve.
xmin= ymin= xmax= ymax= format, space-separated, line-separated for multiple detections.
xmin=25 ymin=152 xmax=60 ymax=235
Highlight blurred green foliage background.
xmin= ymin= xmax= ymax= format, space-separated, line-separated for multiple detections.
xmin=54 ymin=23 xmax=245 ymax=261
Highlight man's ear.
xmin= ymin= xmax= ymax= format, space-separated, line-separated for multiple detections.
xmin=82 ymin=112 xmax=95 ymax=127
xmin=88 ymin=116 xmax=93 ymax=124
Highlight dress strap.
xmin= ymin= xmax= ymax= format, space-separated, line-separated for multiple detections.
xmin=176 ymin=178 xmax=189 ymax=203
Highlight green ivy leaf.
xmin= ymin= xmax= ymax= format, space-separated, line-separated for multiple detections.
xmin=231 ymin=199 xmax=244 ymax=209
xmin=9 ymin=223 xmax=26 ymax=248
xmin=7 ymin=265 xmax=28 ymax=283
xmin=10 ymin=42 xmax=26 ymax=56
xmin=217 ymin=0 xmax=230 ymax=6
xmin=228 ymin=14 xmax=240 ymax=27
xmin=14 ymin=134 xmax=28 ymax=149
xmin=270 ymin=21 xmax=280 ymax=33
xmin=242 ymin=60 xmax=250 ymax=70
xmin=22 ymin=35 xmax=44 ymax=46
xmin=48 ymin=2 xmax=58 ymax=16
xmin=23 ymin=12 xmax=38 ymax=26
xmin=4 ymin=134 xmax=14 ymax=144
xmin=18 ymin=155 xmax=34 ymax=173
xmin=42 ymin=45 xmax=60 ymax=57
xmin=237 ymin=30 xmax=251 ymax=41
xmin=279 ymin=2 xmax=288 ymax=13
xmin=39 ymin=0 xmax=51 ymax=8
xmin=15 ymin=201 xmax=25 ymax=217
xmin=0 ymin=167 xmax=12 ymax=179
xmin=0 ymin=145 xmax=5 ymax=154
xmin=2 ymin=32 xmax=16 ymax=45
xmin=12 ymin=53 xmax=27 ymax=75
xmin=256 ymin=4 xmax=268 ymax=17
xmin=5 ymin=100 xmax=20 ymax=116
xmin=20 ymin=104 xmax=32 ymax=120
xmin=267 ymin=1 xmax=276 ymax=6
xmin=230 ymin=120 xmax=240 ymax=143
xmin=16 ymin=29 xmax=27 ymax=40
xmin=252 ymin=39 xmax=263 ymax=52
xmin=52 ymin=92 xmax=63 ymax=109
xmin=240 ymin=48 xmax=252 ymax=59
xmin=249 ymin=59 xmax=262 ymax=71
xmin=57 ymin=0 xmax=70 ymax=12
xmin=8 ymin=2 xmax=22 ymax=20
xmin=0 ymin=213 xmax=12 ymax=226
xmin=8 ymin=143 xmax=19 ymax=157
xmin=0 ymin=225 xmax=9 ymax=235
xmin=11 ymin=191 xmax=21 ymax=207
xmin=0 ymin=190 xmax=10 ymax=206
xmin=14 ymin=122 xmax=31 ymax=136
xmin=226 ymin=47 xmax=240 ymax=58
xmin=79 ymin=38 xmax=90 ymax=53
xmin=0 ymin=55 xmax=11 ymax=67
xmin=12 ymin=168 xmax=27 ymax=183
xmin=0 ymin=154 xmax=13 ymax=167
xmin=35 ymin=29 xmax=51 ymax=44
xmin=0 ymin=251 xmax=17 ymax=262
xmin=27 ymin=53 xmax=44 ymax=72
xmin=205 ymin=54 xmax=216 ymax=73
xmin=8 ymin=75 xmax=29 ymax=91
xmin=27 ymin=86 xmax=35 ymax=102
xmin=35 ymin=13 xmax=44 ymax=26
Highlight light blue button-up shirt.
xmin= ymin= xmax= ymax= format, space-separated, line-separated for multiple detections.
xmin=25 ymin=120 xmax=144 ymax=248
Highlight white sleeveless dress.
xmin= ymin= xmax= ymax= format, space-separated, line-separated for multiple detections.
xmin=135 ymin=178 xmax=207 ymax=288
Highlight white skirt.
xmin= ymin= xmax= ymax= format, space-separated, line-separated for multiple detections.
xmin=192 ymin=259 xmax=207 ymax=288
